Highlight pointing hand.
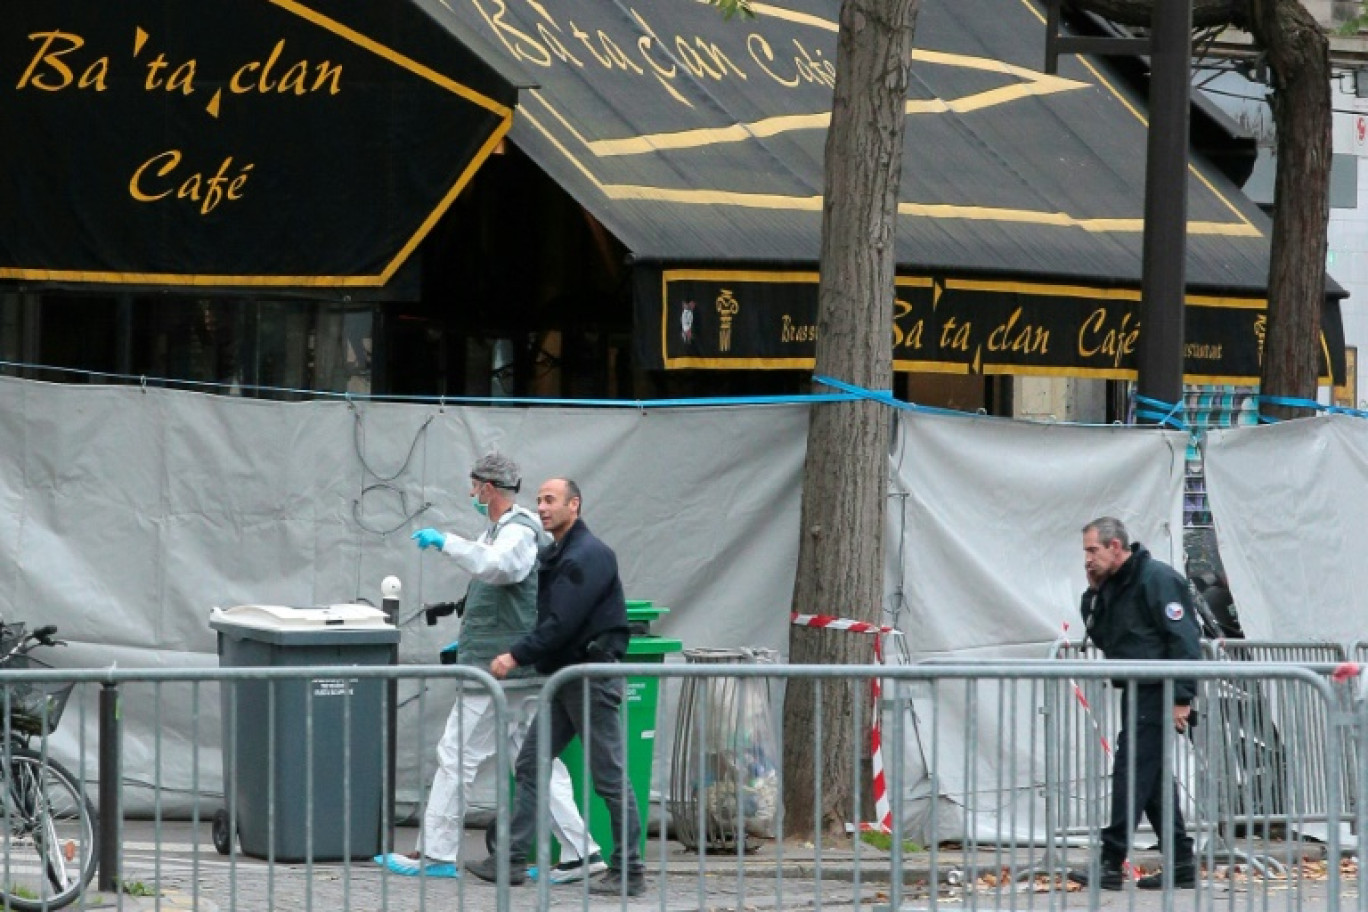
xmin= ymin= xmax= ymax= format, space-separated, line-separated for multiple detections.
xmin=411 ymin=528 xmax=446 ymax=551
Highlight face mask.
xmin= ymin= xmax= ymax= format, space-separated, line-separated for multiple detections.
xmin=471 ymin=493 xmax=490 ymax=517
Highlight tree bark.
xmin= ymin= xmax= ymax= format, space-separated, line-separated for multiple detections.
xmin=781 ymin=0 xmax=917 ymax=839
xmin=1248 ymin=0 xmax=1331 ymax=420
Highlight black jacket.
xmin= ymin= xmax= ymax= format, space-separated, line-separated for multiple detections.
xmin=1080 ymin=542 xmax=1202 ymax=704
xmin=509 ymin=518 xmax=629 ymax=675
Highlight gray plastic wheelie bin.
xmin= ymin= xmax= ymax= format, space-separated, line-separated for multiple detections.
xmin=210 ymin=604 xmax=399 ymax=862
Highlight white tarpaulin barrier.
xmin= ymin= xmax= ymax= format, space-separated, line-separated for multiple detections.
xmin=3 ymin=372 xmax=1311 ymax=842
xmin=888 ymin=409 xmax=1186 ymax=657
xmin=885 ymin=409 xmax=1186 ymax=842
xmin=1203 ymin=413 xmax=1368 ymax=643
xmin=0 ymin=376 xmax=805 ymax=816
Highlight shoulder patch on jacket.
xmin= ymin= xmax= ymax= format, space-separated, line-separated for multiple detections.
xmin=1165 ymin=601 xmax=1185 ymax=621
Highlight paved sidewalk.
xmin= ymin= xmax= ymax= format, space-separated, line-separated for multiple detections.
xmin=86 ymin=819 xmax=1345 ymax=912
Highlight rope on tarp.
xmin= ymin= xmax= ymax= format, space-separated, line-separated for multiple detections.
xmin=4 ymin=357 xmax=1365 ymax=425
xmin=1254 ymin=395 xmax=1368 ymax=423
xmin=0 ymin=359 xmax=861 ymax=408
xmin=1131 ymin=394 xmax=1187 ymax=430
xmin=810 ymin=374 xmax=1017 ymax=420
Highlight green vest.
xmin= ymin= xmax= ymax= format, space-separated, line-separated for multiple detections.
xmin=457 ymin=508 xmax=540 ymax=679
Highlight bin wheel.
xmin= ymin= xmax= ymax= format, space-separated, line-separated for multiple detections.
xmin=485 ymin=820 xmax=497 ymax=855
xmin=212 ymin=809 xmax=234 ymax=856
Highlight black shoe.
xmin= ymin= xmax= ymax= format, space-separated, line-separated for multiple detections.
xmin=1069 ymin=862 xmax=1123 ymax=891
xmin=465 ymin=855 xmax=527 ymax=886
xmin=1137 ymin=863 xmax=1196 ymax=890
xmin=588 ymin=868 xmax=647 ymax=897
xmin=547 ymin=851 xmax=609 ymax=884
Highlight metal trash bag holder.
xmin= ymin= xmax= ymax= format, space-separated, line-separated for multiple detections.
xmin=668 ymin=647 xmax=779 ymax=852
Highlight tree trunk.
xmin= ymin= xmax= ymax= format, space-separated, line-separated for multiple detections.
xmin=1249 ymin=0 xmax=1331 ymax=420
xmin=781 ymin=0 xmax=917 ymax=839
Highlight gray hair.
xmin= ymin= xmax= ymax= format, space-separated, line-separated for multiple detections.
xmin=1082 ymin=516 xmax=1130 ymax=549
xmin=470 ymin=451 xmax=521 ymax=491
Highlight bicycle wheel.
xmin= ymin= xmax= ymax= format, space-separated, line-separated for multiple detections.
xmin=0 ymin=748 xmax=99 ymax=911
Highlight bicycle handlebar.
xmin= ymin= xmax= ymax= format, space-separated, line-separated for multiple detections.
xmin=0 ymin=623 xmax=65 ymax=661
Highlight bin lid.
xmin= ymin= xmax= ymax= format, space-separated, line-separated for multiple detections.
xmin=210 ymin=604 xmax=396 ymax=634
xmin=625 ymin=601 xmax=670 ymax=623
xmin=682 ymin=646 xmax=777 ymax=664
xmin=625 ymin=635 xmax=684 ymax=657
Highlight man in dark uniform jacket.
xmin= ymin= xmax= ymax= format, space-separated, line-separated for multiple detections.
xmin=466 ymin=477 xmax=646 ymax=897
xmin=1080 ymin=516 xmax=1202 ymax=891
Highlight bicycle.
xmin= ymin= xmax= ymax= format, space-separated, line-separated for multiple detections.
xmin=0 ymin=622 xmax=98 ymax=910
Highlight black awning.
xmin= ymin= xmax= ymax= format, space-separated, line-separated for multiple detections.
xmin=422 ymin=0 xmax=1345 ymax=384
xmin=0 ymin=0 xmax=515 ymax=288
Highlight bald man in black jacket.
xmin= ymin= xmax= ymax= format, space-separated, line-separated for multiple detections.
xmin=468 ymin=478 xmax=645 ymax=898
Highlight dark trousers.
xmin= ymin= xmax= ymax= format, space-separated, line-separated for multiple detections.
xmin=1102 ymin=688 xmax=1193 ymax=866
xmin=508 ymin=676 xmax=643 ymax=874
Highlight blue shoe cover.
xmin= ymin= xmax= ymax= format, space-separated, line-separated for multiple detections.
xmin=378 ymin=853 xmax=421 ymax=876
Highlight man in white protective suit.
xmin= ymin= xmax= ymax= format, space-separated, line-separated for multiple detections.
xmin=374 ymin=451 xmax=604 ymax=883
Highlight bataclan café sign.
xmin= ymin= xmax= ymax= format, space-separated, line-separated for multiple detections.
xmin=1 ymin=1 xmax=512 ymax=287
xmin=656 ymin=272 xmax=1338 ymax=385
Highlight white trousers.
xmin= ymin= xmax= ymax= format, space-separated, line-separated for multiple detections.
xmin=419 ymin=688 xmax=600 ymax=863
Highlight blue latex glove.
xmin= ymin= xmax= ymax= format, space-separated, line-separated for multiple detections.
xmin=412 ymin=528 xmax=446 ymax=551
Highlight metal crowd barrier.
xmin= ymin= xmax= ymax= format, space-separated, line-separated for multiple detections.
xmin=1204 ymin=640 xmax=1358 ymax=843
xmin=1050 ymin=640 xmax=1359 ymax=877
xmin=1045 ymin=642 xmax=1273 ymax=878
xmin=1042 ymin=639 xmax=1109 ymax=854
xmin=1211 ymin=641 xmax=1349 ymax=664
xmin=535 ymin=660 xmax=1351 ymax=912
xmin=0 ymin=659 xmax=1360 ymax=912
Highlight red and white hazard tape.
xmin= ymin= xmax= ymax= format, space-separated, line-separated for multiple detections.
xmin=790 ymin=613 xmax=902 ymax=636
xmin=791 ymin=612 xmax=900 ymax=833
xmin=1054 ymin=623 xmax=1112 ymax=756
xmin=865 ymin=638 xmax=892 ymax=833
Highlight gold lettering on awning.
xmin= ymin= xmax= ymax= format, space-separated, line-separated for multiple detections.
xmin=717 ymin=288 xmax=740 ymax=352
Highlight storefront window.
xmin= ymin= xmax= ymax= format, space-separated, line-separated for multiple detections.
xmin=0 ymin=293 xmax=21 ymax=366
xmin=142 ymin=298 xmax=245 ymax=388
xmin=139 ymin=297 xmax=373 ymax=398
xmin=490 ymin=338 xmax=517 ymax=398
xmin=455 ymin=328 xmax=630 ymax=400
xmin=0 ymin=292 xmax=373 ymax=398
